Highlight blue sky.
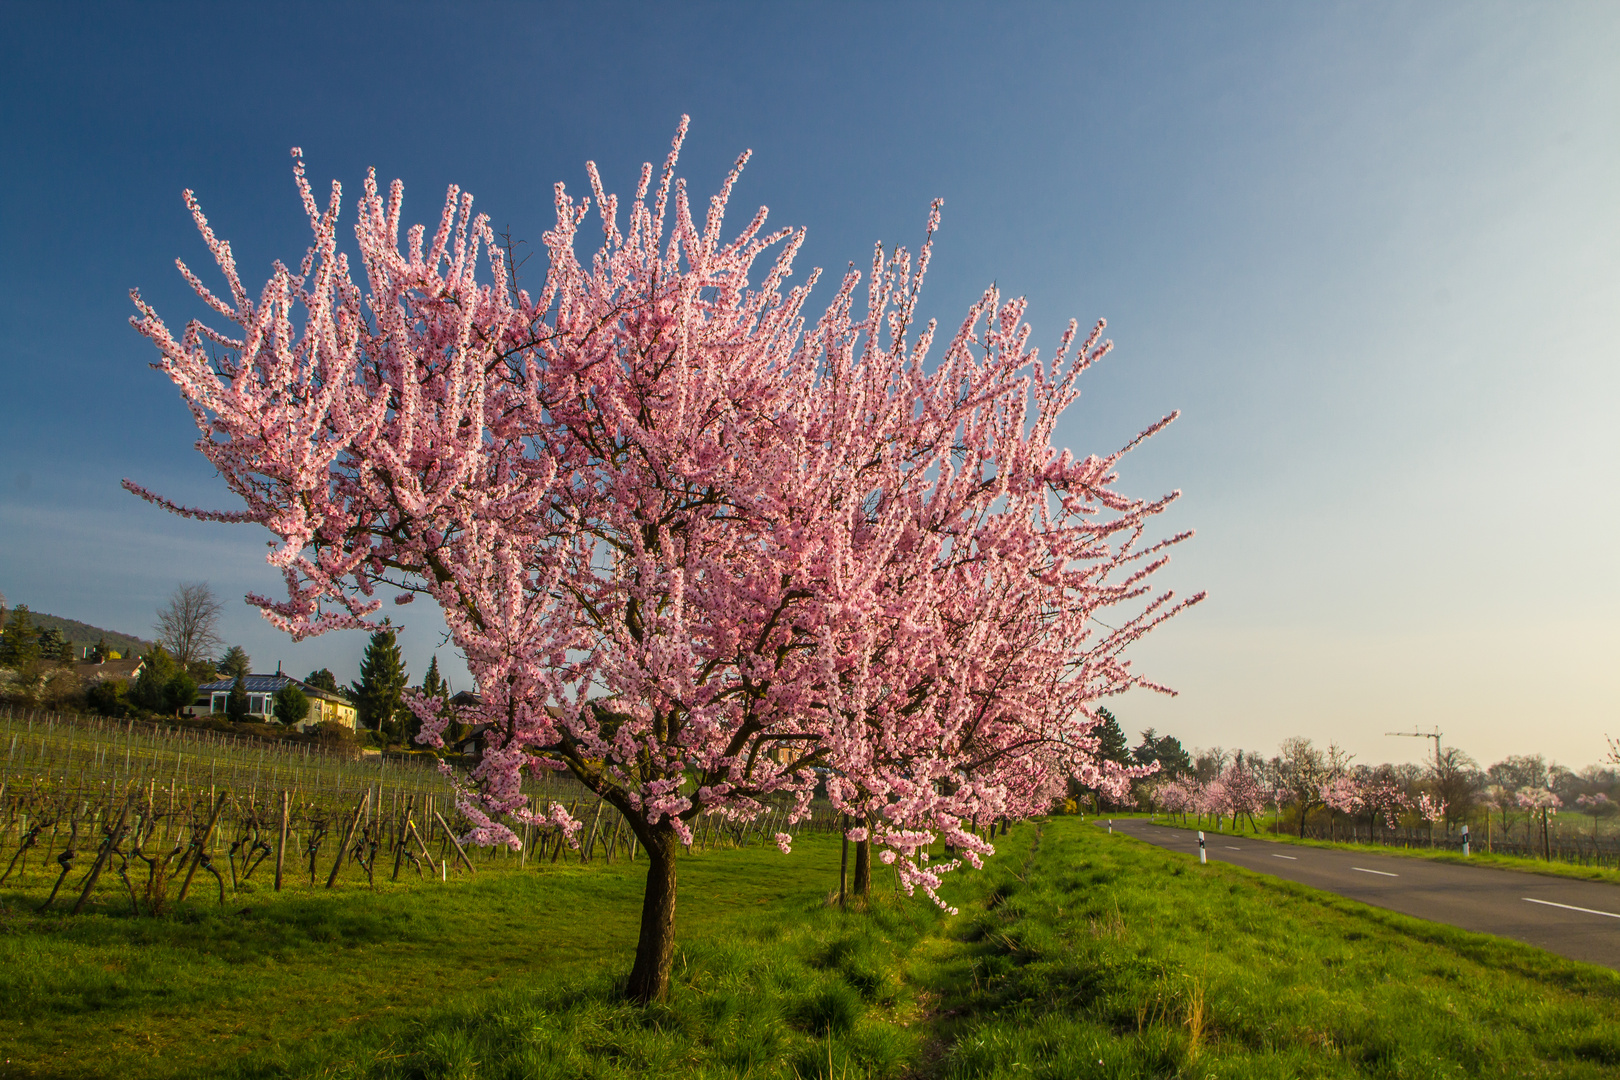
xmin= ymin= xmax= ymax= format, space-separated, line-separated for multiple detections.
xmin=2 ymin=2 xmax=1615 ymax=767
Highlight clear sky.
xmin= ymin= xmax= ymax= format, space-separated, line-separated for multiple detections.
xmin=2 ymin=2 xmax=1615 ymax=770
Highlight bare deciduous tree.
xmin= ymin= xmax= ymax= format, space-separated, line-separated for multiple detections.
xmin=154 ymin=582 xmax=223 ymax=666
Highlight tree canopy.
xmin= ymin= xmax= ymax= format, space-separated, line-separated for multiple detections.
xmin=129 ymin=122 xmax=1199 ymax=1001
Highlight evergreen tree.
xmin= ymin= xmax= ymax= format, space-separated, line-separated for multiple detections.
xmin=91 ymin=636 xmax=110 ymax=663
xmin=130 ymin=645 xmax=197 ymax=716
xmin=273 ymin=683 xmax=310 ymax=726
xmin=352 ymin=624 xmax=408 ymax=744
xmin=87 ymin=680 xmax=130 ymax=718
xmin=218 ymin=645 xmax=252 ymax=681
xmin=1151 ymin=734 xmax=1193 ymax=779
xmin=0 ymin=606 xmax=40 ymax=668
xmin=226 ymin=675 xmax=251 ymax=723
xmin=422 ymin=654 xmax=445 ymax=699
xmin=1131 ymin=727 xmax=1160 ymax=767
xmin=305 ymin=668 xmax=341 ymax=694
xmin=36 ymin=626 xmax=68 ymax=665
xmin=1093 ymin=706 xmax=1130 ymax=765
xmin=164 ymin=670 xmax=198 ymax=716
xmin=133 ymin=645 xmax=181 ymax=713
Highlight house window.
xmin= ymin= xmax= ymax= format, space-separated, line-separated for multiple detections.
xmin=211 ymin=693 xmax=229 ymax=713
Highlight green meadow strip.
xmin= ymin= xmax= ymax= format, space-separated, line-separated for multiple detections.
xmin=5 ymin=819 xmax=1620 ymax=1078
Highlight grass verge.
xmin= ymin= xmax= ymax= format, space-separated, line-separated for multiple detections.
xmin=929 ymin=817 xmax=1620 ymax=1078
xmin=1133 ymin=814 xmax=1620 ymax=885
xmin=5 ymin=819 xmax=1620 ymax=1078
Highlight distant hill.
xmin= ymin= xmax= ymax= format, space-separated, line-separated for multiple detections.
xmin=4 ymin=608 xmax=155 ymax=659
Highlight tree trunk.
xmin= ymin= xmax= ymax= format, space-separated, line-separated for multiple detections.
xmin=852 ymin=838 xmax=871 ymax=899
xmin=625 ymin=826 xmax=679 ymax=1004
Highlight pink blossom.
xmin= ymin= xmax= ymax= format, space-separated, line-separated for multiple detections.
xmin=129 ymin=121 xmax=1197 ymax=981
xmin=1516 ymin=788 xmax=1562 ymax=813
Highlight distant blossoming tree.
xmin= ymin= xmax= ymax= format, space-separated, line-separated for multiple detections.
xmin=1320 ymin=774 xmax=1364 ymax=843
xmin=127 ymin=120 xmax=1198 ymax=1002
xmin=1218 ymin=760 xmax=1266 ymax=831
xmin=1517 ymin=787 xmax=1561 ymax=860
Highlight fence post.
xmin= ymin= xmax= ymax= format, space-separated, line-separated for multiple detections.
xmin=177 ymin=790 xmax=229 ymax=903
xmin=326 ymin=793 xmax=368 ymax=888
xmin=275 ymin=789 xmax=289 ymax=891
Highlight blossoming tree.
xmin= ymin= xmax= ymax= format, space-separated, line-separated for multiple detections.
xmin=127 ymin=120 xmax=1198 ymax=1001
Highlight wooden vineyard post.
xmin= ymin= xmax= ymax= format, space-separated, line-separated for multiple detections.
xmin=71 ymin=796 xmax=132 ymax=914
xmin=177 ymin=790 xmax=229 ymax=903
xmin=275 ymin=789 xmax=289 ymax=892
xmin=391 ymin=798 xmax=413 ymax=882
xmin=432 ymin=809 xmax=477 ymax=875
xmin=326 ymin=793 xmax=368 ymax=889
xmin=582 ymin=799 xmax=604 ymax=863
xmin=406 ymin=817 xmax=438 ymax=876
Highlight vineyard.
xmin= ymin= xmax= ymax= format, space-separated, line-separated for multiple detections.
xmin=0 ymin=708 xmax=825 ymax=915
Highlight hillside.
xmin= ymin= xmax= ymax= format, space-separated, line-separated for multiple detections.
xmin=6 ymin=607 xmax=154 ymax=658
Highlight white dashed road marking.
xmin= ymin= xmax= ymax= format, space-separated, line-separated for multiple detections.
xmin=1352 ymin=867 xmax=1398 ymax=877
xmin=1523 ymin=898 xmax=1620 ymax=920
xmin=1271 ymin=853 xmax=1298 ymax=860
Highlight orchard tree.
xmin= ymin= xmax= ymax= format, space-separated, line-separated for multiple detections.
xmin=126 ymin=121 xmax=1199 ymax=1002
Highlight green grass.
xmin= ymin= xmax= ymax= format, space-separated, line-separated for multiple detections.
xmin=5 ymin=819 xmax=1620 ymax=1078
xmin=930 ymin=818 xmax=1620 ymax=1079
xmin=1132 ymin=812 xmax=1620 ymax=885
xmin=0 ymin=832 xmax=931 ymax=1080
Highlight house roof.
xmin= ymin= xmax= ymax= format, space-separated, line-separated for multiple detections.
xmin=74 ymin=658 xmax=145 ymax=682
xmin=199 ymin=673 xmax=352 ymax=704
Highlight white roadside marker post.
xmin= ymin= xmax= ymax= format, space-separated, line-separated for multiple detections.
xmin=1462 ymin=824 xmax=1470 ymax=858
xmin=1198 ymin=830 xmax=1207 ymax=865
xmin=1107 ymin=819 xmax=1113 ymax=835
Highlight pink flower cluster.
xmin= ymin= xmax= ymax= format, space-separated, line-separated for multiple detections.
xmin=1154 ymin=762 xmax=1265 ymax=823
xmin=129 ymin=121 xmax=1199 ymax=907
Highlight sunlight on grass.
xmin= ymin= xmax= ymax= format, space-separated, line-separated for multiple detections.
xmin=6 ymin=820 xmax=1620 ymax=1078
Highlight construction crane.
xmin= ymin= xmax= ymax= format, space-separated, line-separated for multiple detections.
xmin=1387 ymin=727 xmax=1443 ymax=772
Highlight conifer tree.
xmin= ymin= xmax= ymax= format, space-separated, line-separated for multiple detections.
xmin=273 ymin=683 xmax=310 ymax=726
xmin=217 ymin=645 xmax=251 ymax=681
xmin=1094 ymin=706 xmax=1131 ymax=766
xmin=304 ymin=668 xmax=341 ymax=694
xmin=226 ymin=675 xmax=251 ymax=723
xmin=421 ymin=655 xmax=445 ymax=699
xmin=352 ymin=624 xmax=408 ymax=744
xmin=0 ymin=606 xmax=39 ymax=668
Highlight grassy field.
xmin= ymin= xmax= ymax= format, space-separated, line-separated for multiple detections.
xmin=5 ymin=818 xmax=1620 ymax=1078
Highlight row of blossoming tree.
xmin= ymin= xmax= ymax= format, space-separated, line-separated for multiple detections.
xmin=128 ymin=121 xmax=1200 ymax=1001
xmin=1094 ymin=730 xmax=1620 ymax=856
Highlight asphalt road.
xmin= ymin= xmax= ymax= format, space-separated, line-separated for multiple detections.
xmin=1099 ymin=817 xmax=1620 ymax=970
